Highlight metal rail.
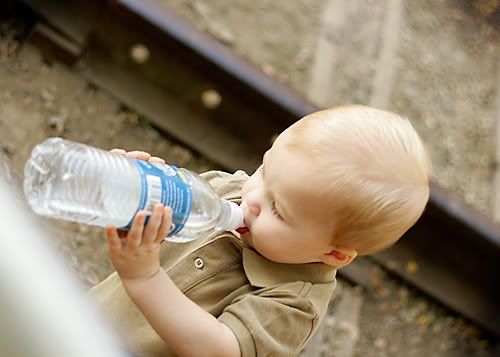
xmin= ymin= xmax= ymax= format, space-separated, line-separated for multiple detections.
xmin=13 ymin=0 xmax=500 ymax=336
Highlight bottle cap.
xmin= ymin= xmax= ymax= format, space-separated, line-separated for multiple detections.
xmin=227 ymin=201 xmax=244 ymax=231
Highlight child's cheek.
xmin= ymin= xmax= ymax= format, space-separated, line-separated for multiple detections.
xmin=251 ymin=229 xmax=283 ymax=263
xmin=252 ymin=219 xmax=276 ymax=247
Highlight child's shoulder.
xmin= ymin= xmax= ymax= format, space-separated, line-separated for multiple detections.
xmin=200 ymin=169 xmax=249 ymax=183
xmin=200 ymin=170 xmax=249 ymax=200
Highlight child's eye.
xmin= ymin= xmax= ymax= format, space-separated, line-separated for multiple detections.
xmin=271 ymin=201 xmax=283 ymax=220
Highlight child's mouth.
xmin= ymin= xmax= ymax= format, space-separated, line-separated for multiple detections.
xmin=236 ymin=226 xmax=249 ymax=235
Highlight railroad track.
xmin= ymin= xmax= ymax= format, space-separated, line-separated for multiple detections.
xmin=5 ymin=0 xmax=500 ymax=337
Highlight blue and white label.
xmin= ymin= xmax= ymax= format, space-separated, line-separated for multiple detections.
xmin=124 ymin=160 xmax=192 ymax=236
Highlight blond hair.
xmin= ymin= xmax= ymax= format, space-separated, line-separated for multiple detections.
xmin=288 ymin=105 xmax=430 ymax=255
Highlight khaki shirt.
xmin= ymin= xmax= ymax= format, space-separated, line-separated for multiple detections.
xmin=90 ymin=170 xmax=337 ymax=356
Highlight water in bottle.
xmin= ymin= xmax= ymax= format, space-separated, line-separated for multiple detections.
xmin=23 ymin=137 xmax=244 ymax=242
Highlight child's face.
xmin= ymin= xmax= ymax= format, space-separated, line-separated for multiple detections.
xmin=240 ymin=129 xmax=336 ymax=265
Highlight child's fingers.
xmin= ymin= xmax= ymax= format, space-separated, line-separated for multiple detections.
xmin=155 ymin=206 xmax=172 ymax=243
xmin=143 ymin=204 xmax=164 ymax=243
xmin=110 ymin=148 xmax=127 ymax=156
xmin=127 ymin=151 xmax=151 ymax=161
xmin=106 ymin=226 xmax=122 ymax=251
xmin=111 ymin=149 xmax=163 ymax=164
xmin=127 ymin=211 xmax=146 ymax=248
xmin=149 ymin=156 xmax=166 ymax=164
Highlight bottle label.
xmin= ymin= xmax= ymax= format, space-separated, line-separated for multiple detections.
xmin=125 ymin=160 xmax=192 ymax=236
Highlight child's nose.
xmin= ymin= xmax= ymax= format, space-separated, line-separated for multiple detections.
xmin=249 ymin=204 xmax=261 ymax=217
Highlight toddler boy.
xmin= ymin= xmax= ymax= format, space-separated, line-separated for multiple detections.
xmin=90 ymin=105 xmax=430 ymax=356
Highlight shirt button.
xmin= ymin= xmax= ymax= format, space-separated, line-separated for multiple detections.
xmin=194 ymin=257 xmax=204 ymax=269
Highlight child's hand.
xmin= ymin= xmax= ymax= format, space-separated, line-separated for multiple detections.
xmin=106 ymin=204 xmax=172 ymax=281
xmin=110 ymin=148 xmax=166 ymax=164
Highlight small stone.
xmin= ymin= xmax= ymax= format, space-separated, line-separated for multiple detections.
xmin=262 ymin=63 xmax=276 ymax=77
xmin=190 ymin=1 xmax=211 ymax=20
xmin=337 ymin=320 xmax=359 ymax=339
xmin=190 ymin=1 xmax=234 ymax=45
xmin=78 ymin=224 xmax=90 ymax=234
xmin=118 ymin=110 xmax=139 ymax=125
xmin=78 ymin=262 xmax=101 ymax=284
xmin=417 ymin=312 xmax=434 ymax=327
xmin=294 ymin=45 xmax=311 ymax=69
xmin=374 ymin=337 xmax=386 ymax=349
xmin=41 ymin=88 xmax=56 ymax=103
xmin=47 ymin=115 xmax=67 ymax=135
xmin=324 ymin=316 xmax=336 ymax=329
xmin=2 ymin=144 xmax=14 ymax=156
xmin=207 ymin=21 xmax=235 ymax=46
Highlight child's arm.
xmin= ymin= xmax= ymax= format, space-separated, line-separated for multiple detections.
xmin=106 ymin=205 xmax=241 ymax=357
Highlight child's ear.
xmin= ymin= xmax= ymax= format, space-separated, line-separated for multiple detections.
xmin=320 ymin=247 xmax=357 ymax=268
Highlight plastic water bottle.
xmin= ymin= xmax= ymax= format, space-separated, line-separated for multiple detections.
xmin=23 ymin=137 xmax=244 ymax=243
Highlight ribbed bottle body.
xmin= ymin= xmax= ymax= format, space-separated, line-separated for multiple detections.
xmin=24 ymin=138 xmax=141 ymax=228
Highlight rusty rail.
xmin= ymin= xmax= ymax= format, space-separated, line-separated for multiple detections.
xmin=11 ymin=0 xmax=500 ymax=336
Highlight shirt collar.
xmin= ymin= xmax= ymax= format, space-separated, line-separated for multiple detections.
xmin=241 ymin=246 xmax=337 ymax=288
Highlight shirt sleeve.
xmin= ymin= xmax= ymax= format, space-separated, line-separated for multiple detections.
xmin=218 ymin=282 xmax=330 ymax=357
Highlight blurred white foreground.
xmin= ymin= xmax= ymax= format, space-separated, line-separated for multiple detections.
xmin=0 ymin=159 xmax=127 ymax=357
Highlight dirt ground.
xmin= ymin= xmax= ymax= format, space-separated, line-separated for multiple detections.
xmin=1 ymin=0 xmax=499 ymax=356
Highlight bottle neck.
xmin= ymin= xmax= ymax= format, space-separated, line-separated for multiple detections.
xmin=215 ymin=200 xmax=243 ymax=231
